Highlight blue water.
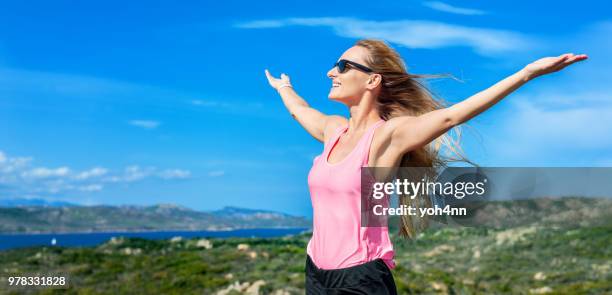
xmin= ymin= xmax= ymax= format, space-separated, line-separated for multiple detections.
xmin=0 ymin=228 xmax=310 ymax=251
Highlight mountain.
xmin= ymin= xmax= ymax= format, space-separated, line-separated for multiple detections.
xmin=2 ymin=196 xmax=609 ymax=234
xmin=0 ymin=198 xmax=79 ymax=207
xmin=0 ymin=203 xmax=311 ymax=234
xmin=381 ymin=196 xmax=612 ymax=234
xmin=430 ymin=196 xmax=612 ymax=229
xmin=212 ymin=206 xmax=294 ymax=219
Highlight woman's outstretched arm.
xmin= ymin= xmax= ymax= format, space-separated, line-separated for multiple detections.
xmin=388 ymin=53 xmax=588 ymax=153
xmin=265 ymin=69 xmax=346 ymax=143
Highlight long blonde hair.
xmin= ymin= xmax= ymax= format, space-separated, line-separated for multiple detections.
xmin=356 ymin=39 xmax=475 ymax=238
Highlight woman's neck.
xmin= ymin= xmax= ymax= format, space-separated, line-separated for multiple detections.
xmin=346 ymin=93 xmax=381 ymax=132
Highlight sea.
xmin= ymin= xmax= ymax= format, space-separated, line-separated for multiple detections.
xmin=0 ymin=228 xmax=310 ymax=251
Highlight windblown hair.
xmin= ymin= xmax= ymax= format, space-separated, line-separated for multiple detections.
xmin=355 ymin=39 xmax=476 ymax=238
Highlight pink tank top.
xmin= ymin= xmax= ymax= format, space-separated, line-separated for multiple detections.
xmin=307 ymin=118 xmax=396 ymax=270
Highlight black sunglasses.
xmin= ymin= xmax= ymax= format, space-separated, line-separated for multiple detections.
xmin=333 ymin=59 xmax=374 ymax=74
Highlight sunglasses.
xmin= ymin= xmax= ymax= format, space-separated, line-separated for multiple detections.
xmin=333 ymin=59 xmax=374 ymax=74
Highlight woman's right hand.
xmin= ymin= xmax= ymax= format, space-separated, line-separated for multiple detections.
xmin=264 ymin=69 xmax=346 ymax=143
xmin=265 ymin=69 xmax=291 ymax=91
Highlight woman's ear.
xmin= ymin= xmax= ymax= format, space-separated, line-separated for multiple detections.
xmin=367 ymin=74 xmax=383 ymax=89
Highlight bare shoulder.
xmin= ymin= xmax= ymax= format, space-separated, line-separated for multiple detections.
xmin=369 ymin=115 xmax=418 ymax=166
xmin=323 ymin=115 xmax=348 ymax=143
xmin=372 ymin=117 xmax=404 ymax=148
xmin=383 ymin=115 xmax=418 ymax=134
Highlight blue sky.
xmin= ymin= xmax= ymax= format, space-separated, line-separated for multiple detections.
xmin=0 ymin=1 xmax=611 ymax=217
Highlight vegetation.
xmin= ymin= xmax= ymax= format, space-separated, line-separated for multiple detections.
xmin=0 ymin=197 xmax=610 ymax=294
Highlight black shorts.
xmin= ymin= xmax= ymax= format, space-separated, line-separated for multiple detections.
xmin=305 ymin=255 xmax=398 ymax=295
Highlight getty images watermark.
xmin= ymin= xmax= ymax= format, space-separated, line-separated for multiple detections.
xmin=360 ymin=166 xmax=493 ymax=227
xmin=370 ymin=177 xmax=488 ymax=217
xmin=360 ymin=167 xmax=612 ymax=228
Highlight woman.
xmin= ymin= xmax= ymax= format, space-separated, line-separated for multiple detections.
xmin=264 ymin=39 xmax=586 ymax=294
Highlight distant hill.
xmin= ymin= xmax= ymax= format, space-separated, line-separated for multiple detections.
xmin=0 ymin=198 xmax=79 ymax=207
xmin=2 ymin=197 xmax=610 ymax=234
xmin=211 ymin=206 xmax=296 ymax=219
xmin=383 ymin=196 xmax=612 ymax=233
xmin=0 ymin=202 xmax=311 ymax=234
xmin=436 ymin=196 xmax=612 ymax=228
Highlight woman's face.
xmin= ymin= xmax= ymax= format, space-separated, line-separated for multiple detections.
xmin=327 ymin=46 xmax=374 ymax=104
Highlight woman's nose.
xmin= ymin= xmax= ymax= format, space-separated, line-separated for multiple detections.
xmin=327 ymin=67 xmax=337 ymax=78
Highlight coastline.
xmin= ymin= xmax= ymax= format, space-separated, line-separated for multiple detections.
xmin=0 ymin=226 xmax=312 ymax=236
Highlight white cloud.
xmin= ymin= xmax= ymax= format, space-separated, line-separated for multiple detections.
xmin=423 ymin=1 xmax=486 ymax=16
xmin=102 ymin=165 xmax=192 ymax=182
xmin=129 ymin=120 xmax=160 ymax=129
xmin=78 ymin=184 xmax=103 ymax=192
xmin=122 ymin=165 xmax=155 ymax=182
xmin=21 ymin=167 xmax=71 ymax=179
xmin=473 ymin=70 xmax=612 ymax=164
xmin=102 ymin=176 xmax=122 ymax=183
xmin=0 ymin=152 xmax=33 ymax=175
xmin=0 ymin=150 xmax=192 ymax=197
xmin=480 ymin=99 xmax=612 ymax=166
xmin=74 ymin=167 xmax=108 ymax=180
xmin=475 ymin=20 xmax=612 ymax=166
xmin=159 ymin=169 xmax=191 ymax=179
xmin=507 ymin=98 xmax=612 ymax=149
xmin=236 ymin=17 xmax=535 ymax=56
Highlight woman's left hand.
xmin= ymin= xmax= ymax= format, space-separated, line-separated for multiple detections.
xmin=522 ymin=53 xmax=588 ymax=80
